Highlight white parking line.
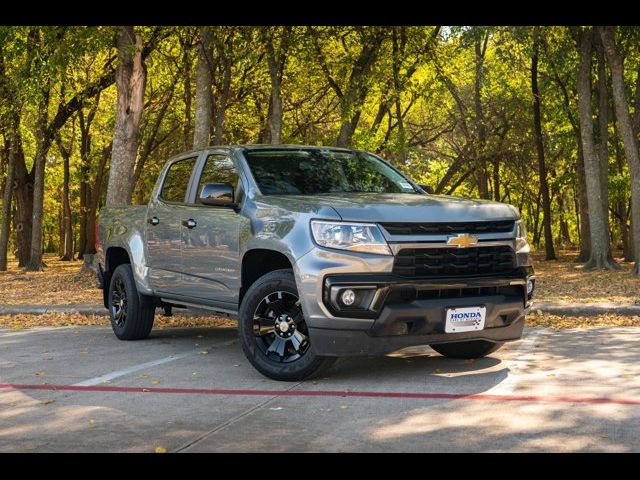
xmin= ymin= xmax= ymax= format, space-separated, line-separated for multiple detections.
xmin=72 ymin=352 xmax=194 ymax=386
xmin=0 ymin=326 xmax=79 ymax=338
xmin=490 ymin=329 xmax=547 ymax=395
xmin=72 ymin=338 xmax=238 ymax=387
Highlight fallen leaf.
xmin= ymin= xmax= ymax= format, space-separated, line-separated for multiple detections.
xmin=151 ymin=380 xmax=160 ymax=385
xmin=139 ymin=373 xmax=149 ymax=379
xmin=192 ymin=372 xmax=199 ymax=376
xmin=155 ymin=447 xmax=167 ymax=454
xmin=340 ymin=405 xmax=348 ymax=410
xmin=41 ymin=399 xmax=55 ymax=405
xmin=198 ymin=351 xmax=209 ymax=355
xmin=34 ymin=370 xmax=45 ymax=376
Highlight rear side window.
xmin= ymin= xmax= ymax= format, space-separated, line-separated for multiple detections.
xmin=160 ymin=157 xmax=197 ymax=203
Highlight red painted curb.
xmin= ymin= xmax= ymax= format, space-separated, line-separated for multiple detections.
xmin=1 ymin=383 xmax=639 ymax=406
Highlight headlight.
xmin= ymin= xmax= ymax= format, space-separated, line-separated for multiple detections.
xmin=310 ymin=220 xmax=391 ymax=255
xmin=515 ymin=220 xmax=529 ymax=252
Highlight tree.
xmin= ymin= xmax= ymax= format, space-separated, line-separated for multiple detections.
xmin=308 ymin=26 xmax=387 ymax=147
xmin=55 ymin=121 xmax=75 ymax=261
xmin=600 ymin=26 xmax=640 ymax=275
xmin=260 ymin=26 xmax=292 ymax=144
xmin=531 ymin=26 xmax=557 ymax=260
xmin=106 ymin=26 xmax=149 ymax=206
xmin=192 ymin=26 xmax=213 ymax=150
xmin=577 ymin=28 xmax=618 ymax=269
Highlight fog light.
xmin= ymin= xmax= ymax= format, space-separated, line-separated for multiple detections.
xmin=527 ymin=278 xmax=535 ymax=296
xmin=341 ymin=289 xmax=356 ymax=306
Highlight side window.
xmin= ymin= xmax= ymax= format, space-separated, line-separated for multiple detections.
xmin=196 ymin=154 xmax=240 ymax=203
xmin=160 ymin=157 xmax=197 ymax=203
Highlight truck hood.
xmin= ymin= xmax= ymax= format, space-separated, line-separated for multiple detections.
xmin=258 ymin=193 xmax=520 ymax=223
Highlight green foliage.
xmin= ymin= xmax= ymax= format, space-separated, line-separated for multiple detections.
xmin=1 ymin=25 xmax=639 ymax=258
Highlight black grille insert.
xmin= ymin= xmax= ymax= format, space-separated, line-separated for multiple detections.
xmin=381 ymin=220 xmax=515 ymax=235
xmin=386 ymin=285 xmax=523 ymax=304
xmin=393 ymin=245 xmax=516 ymax=277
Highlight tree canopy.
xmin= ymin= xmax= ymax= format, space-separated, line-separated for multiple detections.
xmin=1 ymin=26 xmax=639 ymax=273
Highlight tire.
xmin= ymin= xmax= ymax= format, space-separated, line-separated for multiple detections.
xmin=238 ymin=269 xmax=336 ymax=381
xmin=430 ymin=340 xmax=503 ymax=359
xmin=108 ymin=264 xmax=155 ymax=340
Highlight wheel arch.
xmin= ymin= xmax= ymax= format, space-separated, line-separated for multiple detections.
xmin=103 ymin=247 xmax=131 ymax=308
xmin=240 ymin=249 xmax=294 ymax=305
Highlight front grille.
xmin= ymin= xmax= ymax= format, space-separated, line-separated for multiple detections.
xmin=381 ymin=220 xmax=515 ymax=236
xmin=393 ymin=245 xmax=516 ymax=278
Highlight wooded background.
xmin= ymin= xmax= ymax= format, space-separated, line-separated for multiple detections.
xmin=0 ymin=26 xmax=638 ymax=274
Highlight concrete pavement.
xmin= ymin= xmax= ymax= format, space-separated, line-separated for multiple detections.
xmin=1 ymin=324 xmax=639 ymax=452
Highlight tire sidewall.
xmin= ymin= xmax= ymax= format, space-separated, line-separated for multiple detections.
xmin=108 ymin=264 xmax=141 ymax=339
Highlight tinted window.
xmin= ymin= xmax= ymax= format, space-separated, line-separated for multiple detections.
xmin=244 ymin=149 xmax=417 ymax=195
xmin=196 ymin=154 xmax=240 ymax=203
xmin=160 ymin=157 xmax=197 ymax=203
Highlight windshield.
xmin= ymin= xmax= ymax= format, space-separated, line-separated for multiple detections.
xmin=243 ymin=149 xmax=418 ymax=195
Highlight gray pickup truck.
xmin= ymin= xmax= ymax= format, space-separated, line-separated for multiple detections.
xmin=97 ymin=145 xmax=534 ymax=381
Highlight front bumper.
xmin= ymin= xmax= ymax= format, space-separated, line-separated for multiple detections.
xmin=309 ymin=315 xmax=527 ymax=357
xmin=293 ymin=245 xmax=534 ymax=357
xmin=311 ymin=274 xmax=531 ymax=356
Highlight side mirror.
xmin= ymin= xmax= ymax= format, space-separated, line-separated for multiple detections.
xmin=199 ymin=183 xmax=235 ymax=206
xmin=418 ymin=184 xmax=434 ymax=194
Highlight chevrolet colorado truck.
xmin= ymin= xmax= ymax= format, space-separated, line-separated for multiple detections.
xmin=97 ymin=145 xmax=535 ymax=381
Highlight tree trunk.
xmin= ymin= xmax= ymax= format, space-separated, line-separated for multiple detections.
xmin=576 ymin=142 xmax=592 ymax=261
xmin=474 ymin=31 xmax=490 ymax=199
xmin=595 ymin=32 xmax=612 ymax=257
xmin=193 ymin=26 xmax=213 ymax=150
xmin=577 ymin=28 xmax=617 ymax=269
xmin=60 ymin=145 xmax=73 ymax=261
xmin=0 ymin=128 xmax=16 ymax=271
xmin=26 ymin=88 xmax=52 ymax=271
xmin=531 ymin=27 xmax=556 ymax=260
xmin=105 ymin=26 xmax=147 ymax=207
xmin=600 ymin=26 xmax=640 ymax=274
xmin=181 ymin=32 xmax=194 ymax=150
xmin=86 ymin=144 xmax=110 ymax=256
xmin=13 ymin=162 xmax=32 ymax=267
xmin=213 ymin=48 xmax=232 ymax=145
xmin=262 ymin=27 xmax=291 ymax=145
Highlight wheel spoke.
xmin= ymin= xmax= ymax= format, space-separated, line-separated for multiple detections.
xmin=267 ymin=337 xmax=286 ymax=358
xmin=289 ymin=330 xmax=307 ymax=351
xmin=254 ymin=316 xmax=275 ymax=336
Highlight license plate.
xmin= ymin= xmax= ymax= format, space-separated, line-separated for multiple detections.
xmin=445 ymin=306 xmax=486 ymax=333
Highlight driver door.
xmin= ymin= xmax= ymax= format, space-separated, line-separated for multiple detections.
xmin=178 ymin=153 xmax=248 ymax=306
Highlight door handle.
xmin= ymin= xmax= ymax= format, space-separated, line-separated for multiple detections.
xmin=182 ymin=219 xmax=197 ymax=229
xmin=148 ymin=216 xmax=160 ymax=226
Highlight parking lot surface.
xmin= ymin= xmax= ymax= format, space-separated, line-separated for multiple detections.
xmin=1 ymin=324 xmax=639 ymax=452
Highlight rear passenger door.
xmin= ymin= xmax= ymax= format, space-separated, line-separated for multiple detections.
xmin=178 ymin=153 xmax=247 ymax=306
xmin=146 ymin=156 xmax=199 ymax=294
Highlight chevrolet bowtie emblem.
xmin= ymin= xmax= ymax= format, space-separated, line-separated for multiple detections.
xmin=446 ymin=233 xmax=479 ymax=248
